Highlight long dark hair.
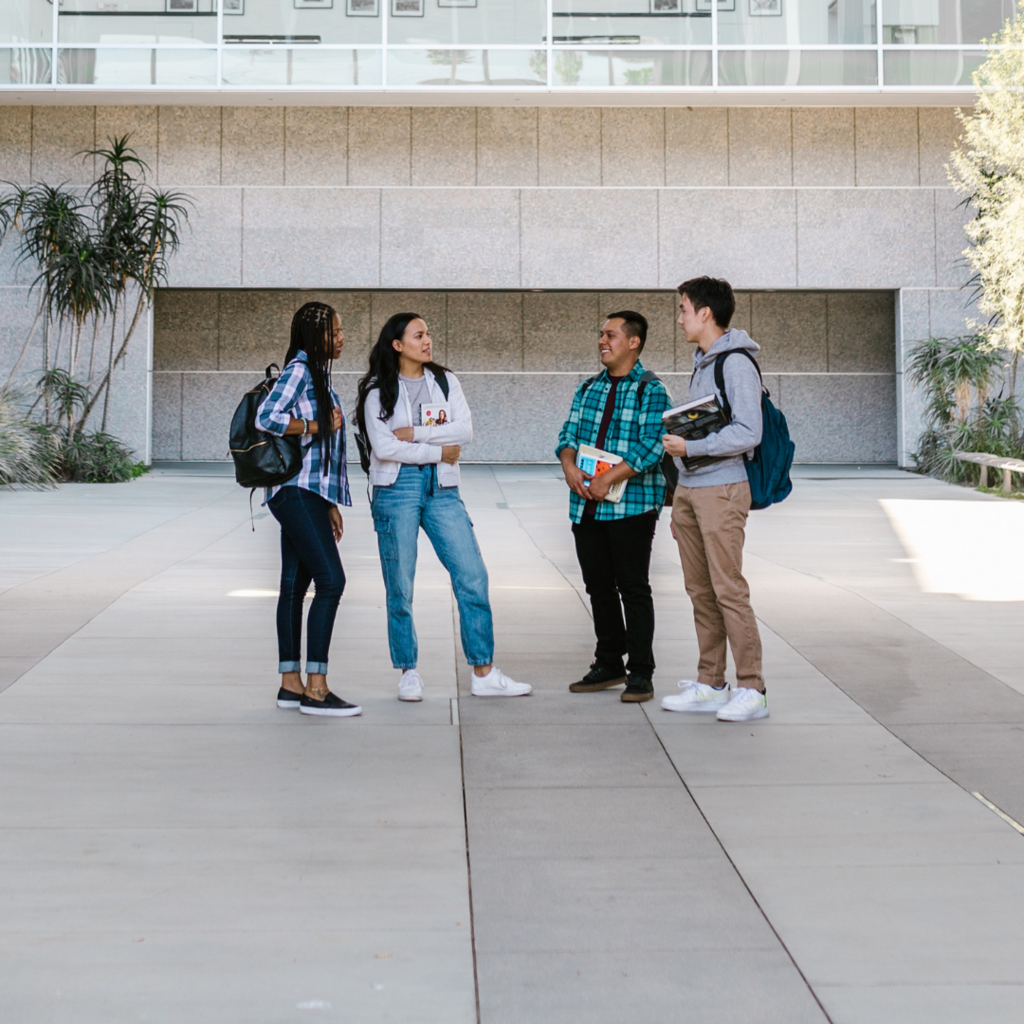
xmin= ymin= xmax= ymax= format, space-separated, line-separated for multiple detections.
xmin=356 ymin=312 xmax=450 ymax=434
xmin=284 ymin=301 xmax=337 ymax=463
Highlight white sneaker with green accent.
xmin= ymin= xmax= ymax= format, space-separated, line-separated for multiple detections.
xmin=661 ymin=680 xmax=731 ymax=713
xmin=716 ymin=687 xmax=769 ymax=722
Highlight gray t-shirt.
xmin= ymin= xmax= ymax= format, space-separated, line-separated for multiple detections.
xmin=400 ymin=373 xmax=431 ymax=426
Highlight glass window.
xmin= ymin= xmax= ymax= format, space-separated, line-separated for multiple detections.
xmin=552 ymin=0 xmax=711 ymax=47
xmin=387 ymin=0 xmax=545 ymax=46
xmin=718 ymin=0 xmax=875 ymax=45
xmin=222 ymin=46 xmax=381 ymax=85
xmin=883 ymin=47 xmax=985 ymax=82
xmin=1 ymin=0 xmax=52 ymax=45
xmin=220 ymin=0 xmax=381 ymax=46
xmin=58 ymin=46 xmax=217 ymax=83
xmin=0 ymin=47 xmax=52 ymax=83
xmin=718 ymin=48 xmax=877 ymax=83
xmin=882 ymin=0 xmax=1013 ymax=44
xmin=552 ymin=47 xmax=711 ymax=84
xmin=386 ymin=48 xmax=546 ymax=84
xmin=58 ymin=0 xmax=217 ymax=45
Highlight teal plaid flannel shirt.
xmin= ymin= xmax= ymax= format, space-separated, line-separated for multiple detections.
xmin=555 ymin=361 xmax=672 ymax=524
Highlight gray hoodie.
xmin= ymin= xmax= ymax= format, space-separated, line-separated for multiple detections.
xmin=675 ymin=328 xmax=763 ymax=488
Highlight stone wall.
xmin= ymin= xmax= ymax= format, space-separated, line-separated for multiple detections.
xmin=153 ymin=287 xmax=896 ymax=463
xmin=0 ymin=104 xmax=975 ymax=464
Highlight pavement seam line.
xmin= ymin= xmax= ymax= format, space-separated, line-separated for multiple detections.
xmin=971 ymin=792 xmax=1024 ymax=836
xmin=639 ymin=703 xmax=837 ymax=1024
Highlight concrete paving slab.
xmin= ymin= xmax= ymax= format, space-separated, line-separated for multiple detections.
xmin=816 ymin=983 xmax=1024 ymax=1024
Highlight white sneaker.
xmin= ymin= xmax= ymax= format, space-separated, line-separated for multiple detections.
xmin=661 ymin=680 xmax=731 ymax=713
xmin=716 ymin=687 xmax=769 ymax=722
xmin=398 ymin=669 xmax=424 ymax=702
xmin=470 ymin=666 xmax=533 ymax=697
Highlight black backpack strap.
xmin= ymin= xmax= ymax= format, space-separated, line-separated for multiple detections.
xmin=433 ymin=367 xmax=450 ymax=400
xmin=637 ymin=369 xmax=659 ymax=405
xmin=579 ymin=373 xmax=601 ymax=396
xmin=713 ymin=350 xmax=762 ymax=423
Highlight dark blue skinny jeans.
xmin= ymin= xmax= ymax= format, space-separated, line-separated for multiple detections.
xmin=268 ymin=485 xmax=346 ymax=676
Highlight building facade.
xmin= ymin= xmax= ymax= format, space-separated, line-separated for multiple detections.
xmin=1 ymin=0 xmax=1001 ymax=465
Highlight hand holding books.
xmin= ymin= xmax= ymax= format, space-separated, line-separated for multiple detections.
xmin=661 ymin=395 xmax=728 ymax=472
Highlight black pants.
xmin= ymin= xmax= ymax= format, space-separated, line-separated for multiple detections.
xmin=572 ymin=512 xmax=657 ymax=680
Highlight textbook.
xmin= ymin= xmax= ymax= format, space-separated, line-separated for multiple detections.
xmin=576 ymin=444 xmax=627 ymax=503
xmin=421 ymin=403 xmax=450 ymax=427
xmin=662 ymin=395 xmax=729 ymax=472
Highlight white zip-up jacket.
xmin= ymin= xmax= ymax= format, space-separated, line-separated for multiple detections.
xmin=362 ymin=368 xmax=473 ymax=488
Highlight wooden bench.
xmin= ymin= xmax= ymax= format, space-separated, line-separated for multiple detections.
xmin=952 ymin=452 xmax=1024 ymax=493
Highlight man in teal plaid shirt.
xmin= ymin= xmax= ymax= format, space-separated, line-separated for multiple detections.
xmin=555 ymin=311 xmax=671 ymax=703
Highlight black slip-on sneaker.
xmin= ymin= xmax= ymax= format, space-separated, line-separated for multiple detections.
xmin=299 ymin=692 xmax=363 ymax=718
xmin=621 ymin=675 xmax=654 ymax=703
xmin=277 ymin=687 xmax=303 ymax=709
xmin=569 ymin=661 xmax=628 ymax=693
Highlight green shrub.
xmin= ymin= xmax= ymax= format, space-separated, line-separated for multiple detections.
xmin=58 ymin=429 xmax=144 ymax=483
xmin=0 ymin=389 xmax=59 ymax=487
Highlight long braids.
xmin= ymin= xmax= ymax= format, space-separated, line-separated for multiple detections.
xmin=284 ymin=302 xmax=337 ymax=463
xmin=356 ymin=312 xmax=449 ymax=435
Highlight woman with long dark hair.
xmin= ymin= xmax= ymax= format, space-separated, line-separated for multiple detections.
xmin=256 ymin=301 xmax=360 ymax=718
xmin=356 ymin=313 xmax=531 ymax=702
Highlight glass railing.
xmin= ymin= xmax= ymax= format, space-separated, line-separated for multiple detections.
xmin=1 ymin=0 xmax=1010 ymax=88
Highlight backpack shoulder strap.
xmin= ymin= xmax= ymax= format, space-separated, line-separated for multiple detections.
xmin=713 ymin=350 xmax=762 ymax=422
xmin=636 ymin=369 xmax=659 ymax=405
xmin=578 ymin=373 xmax=602 ymax=397
xmin=432 ymin=367 xmax=450 ymax=400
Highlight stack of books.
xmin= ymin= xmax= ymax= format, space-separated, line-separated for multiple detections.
xmin=662 ymin=395 xmax=728 ymax=471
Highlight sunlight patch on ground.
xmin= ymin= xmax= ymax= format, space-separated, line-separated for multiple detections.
xmin=880 ymin=499 xmax=1024 ymax=602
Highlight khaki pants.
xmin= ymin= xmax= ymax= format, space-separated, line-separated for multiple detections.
xmin=671 ymin=482 xmax=764 ymax=690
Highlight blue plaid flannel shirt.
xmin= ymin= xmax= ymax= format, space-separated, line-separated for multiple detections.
xmin=255 ymin=352 xmax=352 ymax=507
xmin=555 ymin=361 xmax=671 ymax=524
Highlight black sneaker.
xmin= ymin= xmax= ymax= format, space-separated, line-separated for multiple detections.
xmin=621 ymin=675 xmax=654 ymax=703
xmin=569 ymin=661 xmax=628 ymax=693
xmin=299 ymin=691 xmax=363 ymax=718
xmin=277 ymin=687 xmax=303 ymax=710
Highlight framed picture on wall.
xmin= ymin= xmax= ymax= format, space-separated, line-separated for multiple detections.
xmin=294 ymin=0 xmax=334 ymax=8
xmin=749 ymin=0 xmax=781 ymax=13
xmin=650 ymin=0 xmax=681 ymax=12
xmin=166 ymin=0 xmax=198 ymax=11
xmin=695 ymin=0 xmax=736 ymax=10
xmin=439 ymin=0 xmax=477 ymax=7
xmin=347 ymin=0 xmax=378 ymax=13
xmin=391 ymin=0 xmax=423 ymax=14
xmin=222 ymin=0 xmax=244 ymax=14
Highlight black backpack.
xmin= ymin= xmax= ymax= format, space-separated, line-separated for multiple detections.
xmin=355 ymin=368 xmax=450 ymax=475
xmin=579 ymin=369 xmax=677 ymax=504
xmin=229 ymin=363 xmax=303 ymax=488
xmin=713 ymin=350 xmax=795 ymax=510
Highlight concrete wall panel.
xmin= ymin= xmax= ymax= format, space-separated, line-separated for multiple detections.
xmin=797 ymin=189 xmax=935 ymax=288
xmin=242 ymin=187 xmax=381 ymax=288
xmin=381 ymin=189 xmax=519 ymax=288
xmin=152 ymin=290 xmax=219 ymax=371
xmin=601 ymin=108 xmax=664 ymax=187
xmin=412 ymin=107 xmax=477 ymax=187
xmin=447 ymin=291 xmax=524 ymax=371
xmin=727 ymin=108 xmax=792 ymax=187
xmin=522 ymin=292 xmax=601 ymax=371
xmin=95 ymin=106 xmax=158 ymax=177
xmin=539 ymin=108 xmax=601 ymax=187
xmin=285 ymin=107 xmax=348 ymax=187
xmin=151 ymin=372 xmax=182 ymax=461
xmin=826 ymin=291 xmax=896 ymax=373
xmin=793 ymin=108 xmax=855 ymax=187
xmin=855 ymin=108 xmax=919 ymax=187
xmin=0 ymin=107 xmax=32 ymax=183
xmin=934 ymin=191 xmax=971 ymax=288
xmin=919 ymin=107 xmax=962 ymax=188
xmin=222 ymin=107 xmax=285 ymax=187
xmin=522 ymin=190 xmax=658 ymax=289
xmin=348 ymin=107 xmax=410 ymax=186
xmin=181 ymin=372 xmax=250 ymax=461
xmin=476 ymin=108 xmax=538 ymax=186
xmin=157 ymin=106 xmax=221 ymax=186
xmin=31 ymin=106 xmax=95 ymax=185
xmin=750 ymin=292 xmax=828 ymax=372
xmin=166 ymin=187 xmax=243 ymax=289
xmin=660 ymin=189 xmax=797 ymax=289
xmin=666 ymin=107 xmax=729 ymax=187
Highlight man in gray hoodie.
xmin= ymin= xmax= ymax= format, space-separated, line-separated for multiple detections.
xmin=660 ymin=276 xmax=769 ymax=722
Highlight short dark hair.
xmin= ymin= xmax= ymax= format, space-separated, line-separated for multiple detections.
xmin=604 ymin=310 xmax=648 ymax=353
xmin=677 ymin=277 xmax=735 ymax=329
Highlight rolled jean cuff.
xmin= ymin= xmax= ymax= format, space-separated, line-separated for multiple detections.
xmin=278 ymin=660 xmax=301 ymax=673
xmin=305 ymin=660 xmax=329 ymax=675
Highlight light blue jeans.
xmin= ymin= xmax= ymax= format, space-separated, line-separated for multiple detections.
xmin=371 ymin=464 xmax=494 ymax=670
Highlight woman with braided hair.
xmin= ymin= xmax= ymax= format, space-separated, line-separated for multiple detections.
xmin=256 ymin=301 xmax=360 ymax=718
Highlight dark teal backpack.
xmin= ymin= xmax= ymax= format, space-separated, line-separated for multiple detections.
xmin=714 ymin=351 xmax=794 ymax=510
